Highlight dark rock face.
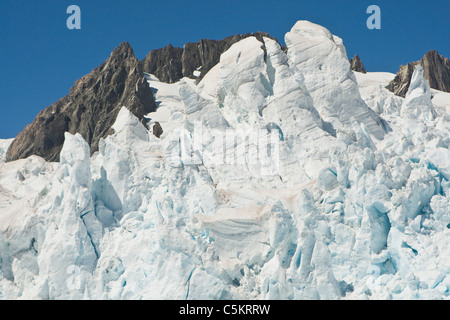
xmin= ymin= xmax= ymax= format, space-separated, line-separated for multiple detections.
xmin=349 ymin=55 xmax=367 ymax=73
xmin=152 ymin=122 xmax=163 ymax=138
xmin=6 ymin=42 xmax=156 ymax=163
xmin=140 ymin=44 xmax=184 ymax=83
xmin=421 ymin=50 xmax=450 ymax=93
xmin=386 ymin=62 xmax=418 ymax=98
xmin=141 ymin=32 xmax=284 ymax=83
xmin=387 ymin=50 xmax=450 ymax=97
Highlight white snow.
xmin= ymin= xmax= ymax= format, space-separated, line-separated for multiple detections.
xmin=144 ymin=72 xmax=187 ymax=140
xmin=400 ymin=65 xmax=438 ymax=121
xmin=285 ymin=21 xmax=388 ymax=140
xmin=354 ymin=71 xmax=403 ymax=116
xmin=0 ymin=20 xmax=449 ymax=300
xmin=431 ymin=90 xmax=450 ymax=116
xmin=0 ymin=139 xmax=14 ymax=164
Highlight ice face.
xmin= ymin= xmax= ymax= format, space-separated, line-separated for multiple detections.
xmin=285 ymin=21 xmax=389 ymax=140
xmin=0 ymin=21 xmax=449 ymax=300
xmin=401 ymin=65 xmax=438 ymax=121
xmin=0 ymin=139 xmax=14 ymax=164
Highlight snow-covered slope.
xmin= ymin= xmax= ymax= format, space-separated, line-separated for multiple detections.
xmin=0 ymin=21 xmax=449 ymax=300
xmin=285 ymin=21 xmax=389 ymax=140
xmin=0 ymin=139 xmax=14 ymax=164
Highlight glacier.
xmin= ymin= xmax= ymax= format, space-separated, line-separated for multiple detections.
xmin=0 ymin=20 xmax=449 ymax=300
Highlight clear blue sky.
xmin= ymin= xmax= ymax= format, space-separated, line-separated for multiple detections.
xmin=1 ymin=0 xmax=449 ymax=138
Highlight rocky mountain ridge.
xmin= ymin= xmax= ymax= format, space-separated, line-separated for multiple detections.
xmin=387 ymin=50 xmax=450 ymax=97
xmin=6 ymin=42 xmax=156 ymax=162
xmin=349 ymin=55 xmax=367 ymax=73
xmin=140 ymin=32 xmax=284 ymax=83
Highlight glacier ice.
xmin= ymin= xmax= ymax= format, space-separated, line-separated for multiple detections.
xmin=400 ymin=65 xmax=438 ymax=121
xmin=0 ymin=139 xmax=13 ymax=164
xmin=285 ymin=21 xmax=389 ymax=140
xmin=0 ymin=20 xmax=449 ymax=300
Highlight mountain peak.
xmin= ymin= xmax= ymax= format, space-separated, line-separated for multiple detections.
xmin=110 ymin=41 xmax=134 ymax=59
xmin=420 ymin=50 xmax=450 ymax=92
xmin=6 ymin=41 xmax=156 ymax=163
xmin=387 ymin=50 xmax=450 ymax=97
xmin=349 ymin=55 xmax=367 ymax=73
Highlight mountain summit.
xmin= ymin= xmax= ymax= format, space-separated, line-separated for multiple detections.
xmin=349 ymin=55 xmax=367 ymax=73
xmin=6 ymin=42 xmax=156 ymax=162
xmin=387 ymin=50 xmax=450 ymax=97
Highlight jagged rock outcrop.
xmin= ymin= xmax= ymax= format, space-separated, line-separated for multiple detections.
xmin=6 ymin=42 xmax=156 ymax=163
xmin=140 ymin=44 xmax=184 ymax=83
xmin=141 ymin=32 xmax=284 ymax=83
xmin=386 ymin=62 xmax=417 ymax=98
xmin=421 ymin=50 xmax=450 ymax=92
xmin=387 ymin=50 xmax=450 ymax=97
xmin=349 ymin=55 xmax=367 ymax=73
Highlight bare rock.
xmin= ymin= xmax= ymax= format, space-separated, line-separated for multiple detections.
xmin=141 ymin=32 xmax=284 ymax=84
xmin=387 ymin=50 xmax=450 ymax=97
xmin=6 ymin=42 xmax=156 ymax=162
xmin=421 ymin=50 xmax=450 ymax=93
xmin=140 ymin=44 xmax=183 ymax=83
xmin=349 ymin=55 xmax=367 ymax=73
xmin=152 ymin=122 xmax=163 ymax=138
